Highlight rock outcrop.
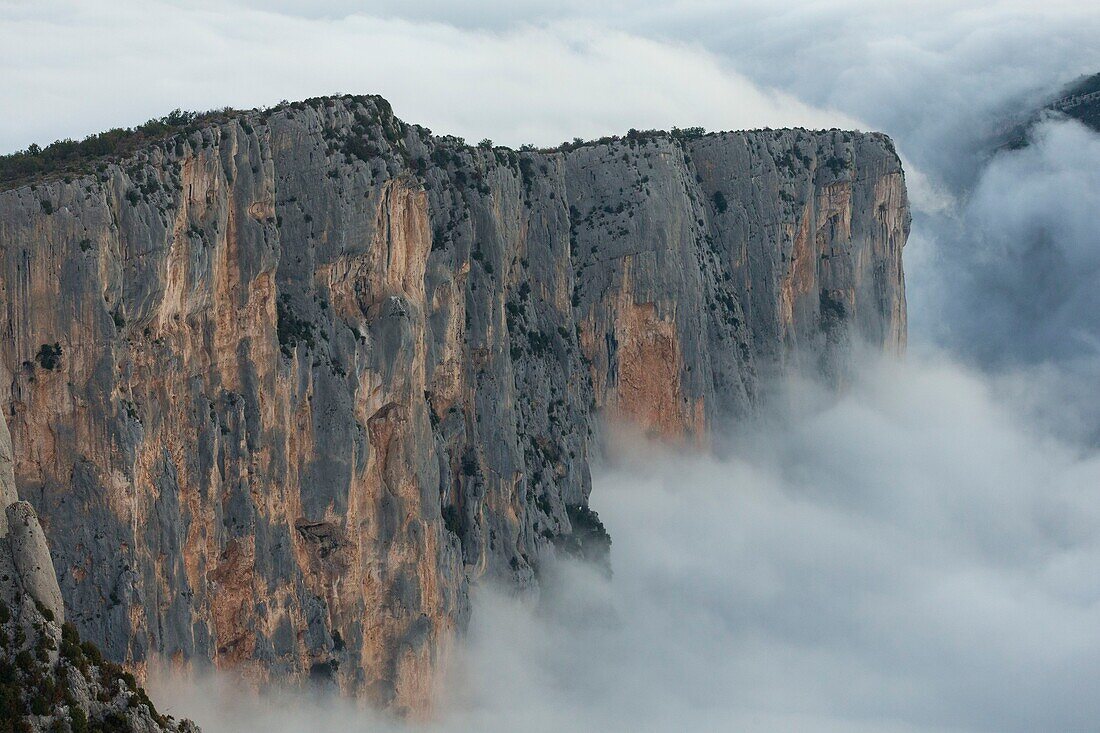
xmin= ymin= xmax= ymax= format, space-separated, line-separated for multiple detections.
xmin=5 ymin=501 xmax=65 ymax=626
xmin=0 ymin=95 xmax=908 ymax=713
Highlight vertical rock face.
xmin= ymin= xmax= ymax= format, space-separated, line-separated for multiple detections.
xmin=0 ymin=96 xmax=908 ymax=713
xmin=1 ymin=407 xmax=63 ymax=622
xmin=1 ymin=411 xmax=195 ymax=733
xmin=6 ymin=501 xmax=65 ymax=625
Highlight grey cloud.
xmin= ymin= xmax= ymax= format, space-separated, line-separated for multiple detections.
xmin=447 ymin=355 xmax=1100 ymax=733
xmin=930 ymin=119 xmax=1100 ymax=364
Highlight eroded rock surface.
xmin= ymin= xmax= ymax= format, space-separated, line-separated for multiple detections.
xmin=0 ymin=410 xmax=196 ymax=733
xmin=0 ymin=95 xmax=908 ymax=713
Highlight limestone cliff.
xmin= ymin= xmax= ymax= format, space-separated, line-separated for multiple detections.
xmin=0 ymin=95 xmax=908 ymax=714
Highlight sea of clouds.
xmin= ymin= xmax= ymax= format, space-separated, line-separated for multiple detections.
xmin=151 ymin=352 xmax=1100 ymax=733
xmin=4 ymin=1 xmax=1100 ymax=730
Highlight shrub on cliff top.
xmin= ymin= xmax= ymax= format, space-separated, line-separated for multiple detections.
xmin=0 ymin=107 xmax=241 ymax=191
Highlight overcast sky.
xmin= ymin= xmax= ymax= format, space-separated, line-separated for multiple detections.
xmin=0 ymin=1 xmax=1095 ymax=156
xmin=6 ymin=2 xmax=1100 ymax=731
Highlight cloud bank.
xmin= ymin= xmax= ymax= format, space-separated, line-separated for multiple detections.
xmin=930 ymin=119 xmax=1100 ymax=363
xmin=0 ymin=0 xmax=853 ymax=155
xmin=151 ymin=353 xmax=1100 ymax=733
xmin=450 ymin=355 xmax=1100 ymax=733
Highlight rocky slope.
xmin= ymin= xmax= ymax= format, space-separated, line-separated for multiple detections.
xmin=1000 ymin=71 xmax=1100 ymax=148
xmin=0 ymin=95 xmax=908 ymax=714
xmin=1 ymin=409 xmax=196 ymax=733
xmin=1046 ymin=71 xmax=1100 ymax=131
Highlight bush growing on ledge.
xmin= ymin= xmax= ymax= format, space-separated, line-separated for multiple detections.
xmin=670 ymin=125 xmax=707 ymax=139
xmin=441 ymin=505 xmax=463 ymax=537
xmin=712 ymin=190 xmax=729 ymax=214
xmin=555 ymin=504 xmax=612 ymax=569
xmin=276 ymin=296 xmax=316 ymax=355
xmin=824 ymin=155 xmax=850 ymax=176
xmin=461 ymin=448 xmax=480 ymax=477
xmin=35 ymin=343 xmax=62 ymax=371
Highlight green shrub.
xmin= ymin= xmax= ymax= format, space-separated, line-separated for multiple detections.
xmin=69 ymin=707 xmax=88 ymax=733
xmin=460 ymin=448 xmax=479 ymax=477
xmin=824 ymin=155 xmax=849 ymax=176
xmin=441 ymin=505 xmax=462 ymax=536
xmin=79 ymin=642 xmax=103 ymax=668
xmin=29 ymin=692 xmax=50 ymax=715
xmin=712 ymin=190 xmax=728 ymax=214
xmin=14 ymin=650 xmax=35 ymax=674
xmin=35 ymin=342 xmax=62 ymax=370
xmin=61 ymin=624 xmax=79 ymax=646
xmin=0 ymin=107 xmax=241 ymax=191
xmin=276 ymin=297 xmax=316 ymax=355
xmin=35 ymin=601 xmax=55 ymax=624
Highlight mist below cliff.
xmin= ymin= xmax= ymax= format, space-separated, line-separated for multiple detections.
xmin=454 ymin=364 xmax=1100 ymax=733
xmin=147 ymin=348 xmax=1100 ymax=733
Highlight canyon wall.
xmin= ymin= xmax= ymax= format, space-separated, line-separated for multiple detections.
xmin=1 ymin=409 xmax=197 ymax=732
xmin=0 ymin=96 xmax=908 ymax=714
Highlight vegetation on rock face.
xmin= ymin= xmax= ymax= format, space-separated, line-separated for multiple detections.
xmin=823 ymin=154 xmax=851 ymax=176
xmin=0 ymin=91 xmax=892 ymax=199
xmin=0 ymin=93 xmax=412 ymax=193
xmin=0 ymin=109 xmax=244 ymax=191
xmin=1049 ymin=71 xmax=1100 ymax=131
xmin=555 ymin=504 xmax=612 ymax=569
xmin=34 ymin=343 xmax=62 ymax=371
xmin=1001 ymin=71 xmax=1100 ymax=149
xmin=441 ymin=506 xmax=464 ymax=539
xmin=711 ymin=190 xmax=729 ymax=214
xmin=0 ymin=598 xmax=190 ymax=733
xmin=276 ymin=295 xmax=316 ymax=356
